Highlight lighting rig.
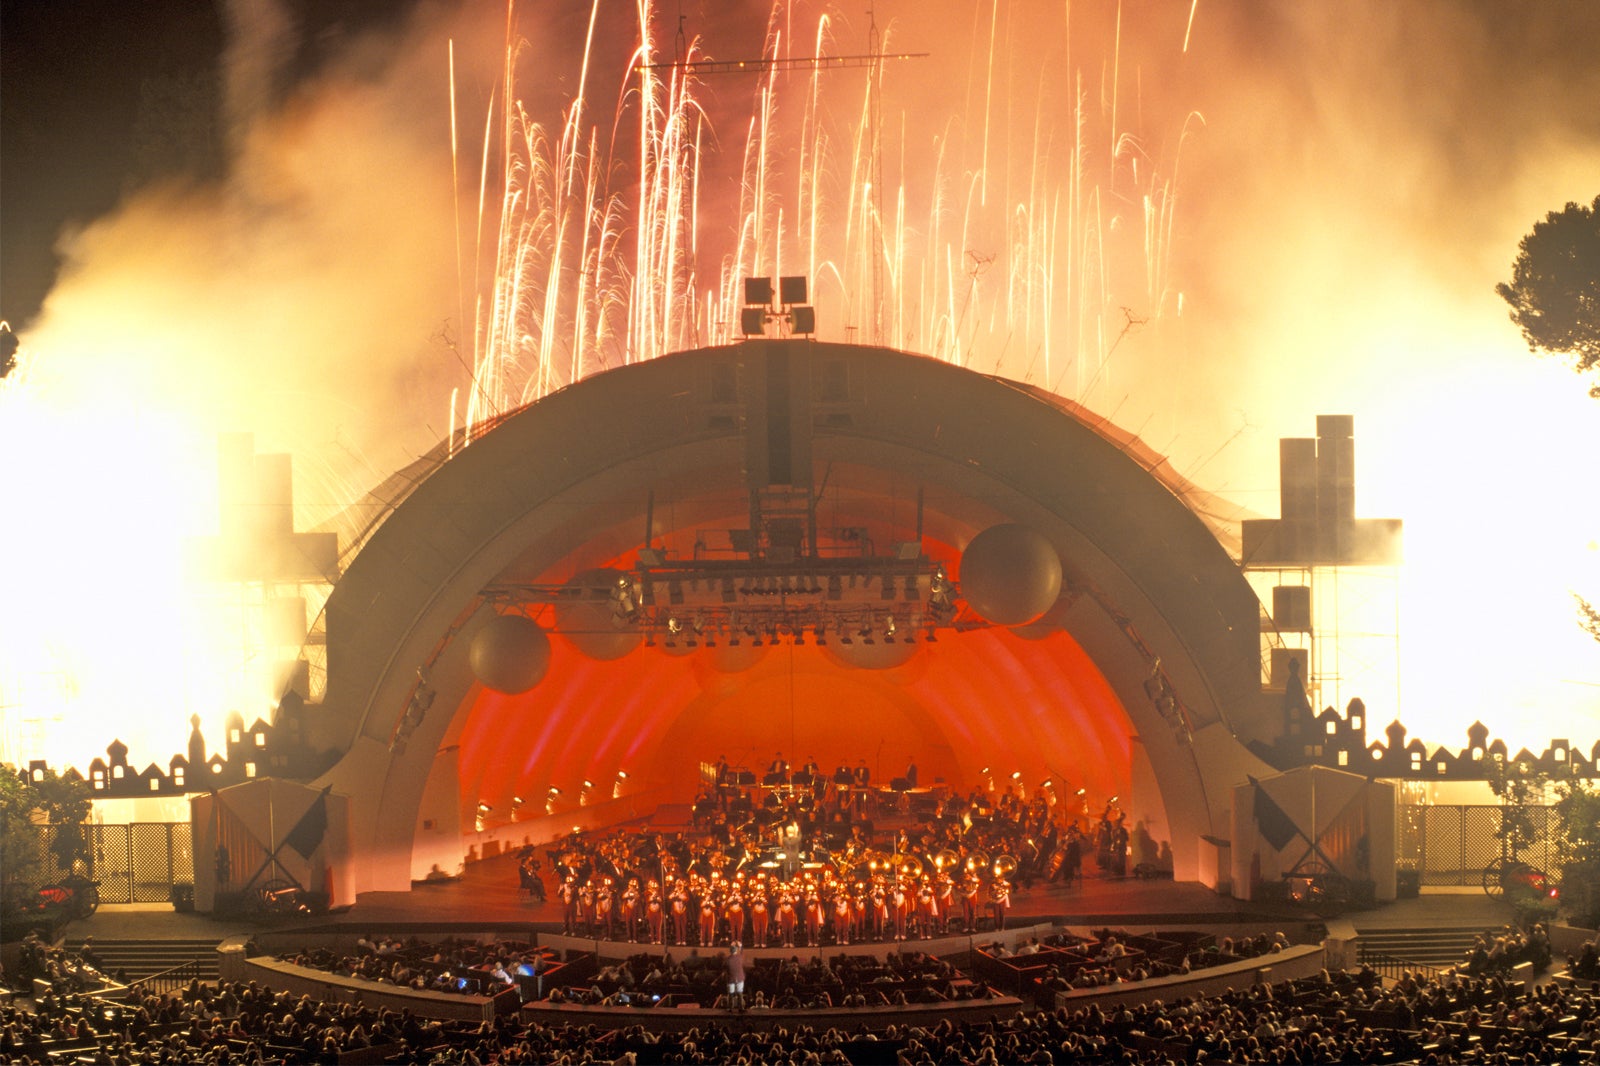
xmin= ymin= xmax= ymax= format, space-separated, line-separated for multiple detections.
xmin=482 ymin=532 xmax=961 ymax=647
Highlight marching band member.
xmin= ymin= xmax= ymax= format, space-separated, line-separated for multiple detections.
xmin=698 ymin=892 xmax=718 ymax=947
xmin=962 ymin=870 xmax=982 ymax=934
xmin=832 ymin=886 xmax=853 ymax=945
xmin=620 ymin=879 xmax=640 ymax=943
xmin=915 ymin=877 xmax=939 ymax=939
xmin=751 ymin=883 xmax=770 ymax=946
xmin=596 ymin=878 xmax=616 ymax=941
xmin=777 ymin=888 xmax=797 ymax=948
xmin=870 ymin=878 xmax=889 ymax=941
xmin=804 ymin=883 xmax=825 ymax=947
xmin=645 ymin=880 xmax=664 ymax=945
xmin=578 ymin=879 xmax=597 ymax=937
xmin=560 ymin=876 xmax=579 ymax=935
xmin=724 ymin=890 xmax=746 ymax=946
xmin=890 ymin=879 xmax=909 ymax=941
xmin=670 ymin=879 xmax=690 ymax=945
xmin=935 ymin=871 xmax=956 ymax=935
xmin=989 ymin=873 xmax=1012 ymax=932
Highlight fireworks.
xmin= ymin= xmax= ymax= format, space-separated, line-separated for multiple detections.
xmin=455 ymin=0 xmax=1193 ymax=435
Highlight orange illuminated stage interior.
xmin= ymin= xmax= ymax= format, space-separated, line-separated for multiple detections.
xmin=456 ymin=555 xmax=1131 ymax=818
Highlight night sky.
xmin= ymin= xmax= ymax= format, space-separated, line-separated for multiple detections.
xmin=1 ymin=0 xmax=415 ymax=326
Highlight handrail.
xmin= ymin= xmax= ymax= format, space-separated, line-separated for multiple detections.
xmin=126 ymin=959 xmax=203 ymax=995
xmin=1356 ymin=948 xmax=1446 ymax=984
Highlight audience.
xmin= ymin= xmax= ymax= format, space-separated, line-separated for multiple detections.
xmin=6 ymin=959 xmax=1600 ymax=1064
xmin=6 ymin=922 xmax=1600 ymax=1065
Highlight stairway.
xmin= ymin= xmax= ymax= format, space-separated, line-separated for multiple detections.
xmin=67 ymin=938 xmax=221 ymax=983
xmin=1354 ymin=927 xmax=1483 ymax=971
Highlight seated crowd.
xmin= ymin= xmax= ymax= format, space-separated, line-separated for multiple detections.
xmin=987 ymin=928 xmax=1295 ymax=995
xmin=1460 ymin=923 xmax=1553 ymax=976
xmin=275 ymin=935 xmax=555 ymax=998
xmin=8 ymin=932 xmax=115 ymax=996
xmin=545 ymin=949 xmax=996 ymax=1011
xmin=8 ymin=952 xmax=1600 ymax=1064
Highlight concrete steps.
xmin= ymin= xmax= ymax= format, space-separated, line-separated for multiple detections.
xmin=1354 ymin=927 xmax=1483 ymax=970
xmin=67 ymin=938 xmax=220 ymax=983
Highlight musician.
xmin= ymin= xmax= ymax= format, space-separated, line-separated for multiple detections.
xmin=1063 ymin=831 xmax=1083 ymax=885
xmin=935 ymin=871 xmax=955 ymax=935
xmin=768 ymin=752 xmax=789 ymax=778
xmin=851 ymin=882 xmax=870 ymax=944
xmin=724 ymin=891 xmax=746 ymax=946
xmin=989 ymin=874 xmax=1012 ymax=931
xmin=777 ymin=889 xmax=798 ymax=948
xmin=832 ymin=887 xmax=853 ymax=945
xmin=804 ymin=885 xmax=825 ymax=947
xmin=670 ymin=880 xmax=690 ymax=946
xmin=915 ymin=877 xmax=938 ymax=938
xmin=870 ymin=879 xmax=889 ymax=941
xmin=596 ymin=878 xmax=616 ymax=940
xmin=890 ymin=879 xmax=909 ymax=941
xmin=518 ymin=846 xmax=545 ymax=901
xmin=751 ymin=885 xmax=770 ymax=947
xmin=714 ymin=754 xmax=733 ymax=811
xmin=852 ymin=760 xmax=872 ymax=816
xmin=698 ymin=891 xmax=718 ymax=947
xmin=905 ymin=759 xmax=919 ymax=789
xmin=560 ymin=876 xmax=580 ymax=935
xmin=646 ymin=877 xmax=665 ymax=941
xmin=578 ymin=880 xmax=597 ymax=936
xmin=620 ymin=879 xmax=640 ymax=943
xmin=962 ymin=870 xmax=982 ymax=933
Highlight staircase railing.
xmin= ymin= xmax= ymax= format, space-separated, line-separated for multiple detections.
xmin=125 ymin=959 xmax=204 ymax=995
xmin=1356 ymin=947 xmax=1447 ymax=984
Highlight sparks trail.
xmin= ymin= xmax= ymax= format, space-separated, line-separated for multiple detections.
xmin=456 ymin=0 xmax=1201 ymax=439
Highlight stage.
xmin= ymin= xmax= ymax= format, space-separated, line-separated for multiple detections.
xmin=308 ymin=849 xmax=1325 ymax=935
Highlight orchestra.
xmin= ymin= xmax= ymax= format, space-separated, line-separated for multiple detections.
xmin=525 ymin=755 xmax=1112 ymax=948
